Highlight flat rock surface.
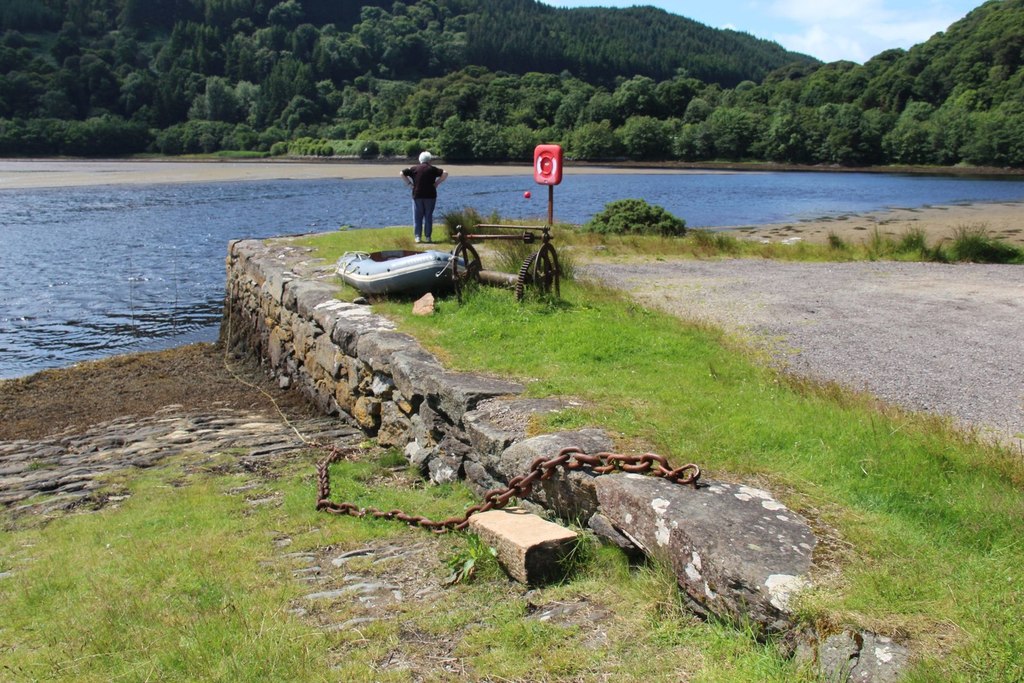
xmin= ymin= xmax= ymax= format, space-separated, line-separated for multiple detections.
xmin=582 ymin=260 xmax=1024 ymax=446
xmin=0 ymin=407 xmax=361 ymax=513
xmin=594 ymin=473 xmax=815 ymax=633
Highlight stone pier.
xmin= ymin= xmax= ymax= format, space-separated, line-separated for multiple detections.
xmin=220 ymin=236 xmax=907 ymax=680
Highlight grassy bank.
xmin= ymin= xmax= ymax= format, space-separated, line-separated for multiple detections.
xmin=305 ymin=226 xmax=1024 ymax=680
xmin=3 ymin=227 xmax=1021 ymax=680
xmin=0 ymin=443 xmax=795 ymax=680
xmin=315 ymin=221 xmax=1024 ymax=266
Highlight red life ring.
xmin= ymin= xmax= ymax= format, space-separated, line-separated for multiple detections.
xmin=533 ymin=144 xmax=563 ymax=186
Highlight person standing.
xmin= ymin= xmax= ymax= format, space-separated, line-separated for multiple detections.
xmin=401 ymin=151 xmax=448 ymax=244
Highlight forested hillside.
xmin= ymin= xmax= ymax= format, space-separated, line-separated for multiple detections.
xmin=1 ymin=0 xmax=1022 ymax=167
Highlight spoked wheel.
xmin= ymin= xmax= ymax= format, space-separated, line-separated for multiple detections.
xmin=515 ymin=242 xmax=561 ymax=301
xmin=451 ymin=241 xmax=482 ymax=299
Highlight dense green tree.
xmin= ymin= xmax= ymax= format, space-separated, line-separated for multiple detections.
xmin=963 ymin=107 xmax=1024 ymax=166
xmin=1 ymin=0 xmax=61 ymax=31
xmin=655 ymin=74 xmax=702 ymax=117
xmin=818 ymin=103 xmax=876 ymax=165
xmin=565 ymin=119 xmax=619 ymax=159
xmin=705 ymin=106 xmax=762 ymax=159
xmin=761 ymin=101 xmax=810 ymax=163
xmin=0 ymin=0 xmax=1021 ymax=167
xmin=671 ymin=121 xmax=715 ymax=160
xmin=618 ymin=115 xmax=669 ymax=160
xmin=190 ymin=76 xmax=242 ymax=122
xmin=581 ymin=90 xmax=617 ymax=125
xmin=930 ymin=103 xmax=974 ymax=163
xmin=682 ymin=97 xmax=712 ymax=124
xmin=882 ymin=101 xmax=938 ymax=164
xmin=612 ymin=76 xmax=660 ymax=119
xmin=437 ymin=114 xmax=473 ymax=159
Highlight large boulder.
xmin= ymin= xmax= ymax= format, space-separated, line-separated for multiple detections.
xmin=594 ymin=474 xmax=816 ymax=635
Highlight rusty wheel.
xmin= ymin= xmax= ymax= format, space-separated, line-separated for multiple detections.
xmin=515 ymin=243 xmax=560 ymax=300
xmin=515 ymin=253 xmax=536 ymax=301
xmin=531 ymin=242 xmax=560 ymax=296
xmin=451 ymin=242 xmax=482 ymax=298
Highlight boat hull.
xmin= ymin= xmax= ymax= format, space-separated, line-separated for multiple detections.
xmin=336 ymin=249 xmax=457 ymax=296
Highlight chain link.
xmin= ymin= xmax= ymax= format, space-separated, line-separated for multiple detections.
xmin=316 ymin=445 xmax=700 ymax=533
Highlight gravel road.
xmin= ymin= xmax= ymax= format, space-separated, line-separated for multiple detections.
xmin=581 ymin=260 xmax=1024 ymax=447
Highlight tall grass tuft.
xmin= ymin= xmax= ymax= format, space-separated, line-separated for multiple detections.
xmin=441 ymin=206 xmax=486 ymax=242
xmin=492 ymin=238 xmax=535 ymax=274
xmin=895 ymin=227 xmax=928 ymax=254
xmin=864 ymin=228 xmax=892 ymax=260
xmin=489 ymin=236 xmax=576 ymax=283
xmin=827 ymin=232 xmax=849 ymax=251
xmin=687 ymin=229 xmax=742 ymax=256
xmin=947 ymin=225 xmax=1024 ymax=264
xmin=894 ymin=227 xmax=948 ymax=262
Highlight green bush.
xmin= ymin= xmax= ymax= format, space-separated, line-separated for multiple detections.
xmin=583 ymin=198 xmax=687 ymax=236
xmin=360 ymin=140 xmax=379 ymax=159
xmin=404 ymin=139 xmax=425 ymax=158
xmin=377 ymin=140 xmax=406 ymax=157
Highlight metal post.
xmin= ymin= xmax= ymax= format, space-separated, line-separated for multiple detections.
xmin=547 ymin=184 xmax=554 ymax=226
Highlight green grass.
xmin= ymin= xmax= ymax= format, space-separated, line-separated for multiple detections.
xmin=6 ymin=224 xmax=1022 ymax=680
xmin=0 ymin=448 xmax=808 ymax=681
xmin=0 ymin=459 xmax=334 ymax=681
xmin=294 ymin=227 xmax=1024 ymax=679
xmin=295 ymin=226 xmax=421 ymax=262
xmin=296 ymin=220 xmax=1023 ymax=269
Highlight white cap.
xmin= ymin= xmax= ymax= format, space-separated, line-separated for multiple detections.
xmin=419 ymin=151 xmax=432 ymax=164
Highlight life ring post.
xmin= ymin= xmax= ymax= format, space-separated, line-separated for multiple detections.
xmin=547 ymin=184 xmax=554 ymax=227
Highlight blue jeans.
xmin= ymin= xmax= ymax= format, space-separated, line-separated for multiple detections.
xmin=413 ymin=197 xmax=436 ymax=241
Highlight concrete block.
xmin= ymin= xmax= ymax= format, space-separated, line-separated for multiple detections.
xmin=468 ymin=508 xmax=578 ymax=584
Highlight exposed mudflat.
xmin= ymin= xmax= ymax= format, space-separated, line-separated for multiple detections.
xmin=0 ymin=342 xmax=316 ymax=441
xmin=581 ymin=259 xmax=1024 ymax=447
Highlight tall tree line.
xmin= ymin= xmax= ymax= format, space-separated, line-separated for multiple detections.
xmin=0 ymin=0 xmax=1021 ymax=167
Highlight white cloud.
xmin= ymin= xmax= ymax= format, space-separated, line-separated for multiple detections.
xmin=769 ymin=0 xmax=965 ymax=62
xmin=771 ymin=0 xmax=886 ymax=23
xmin=864 ymin=16 xmax=953 ymax=44
xmin=776 ymin=25 xmax=870 ymax=63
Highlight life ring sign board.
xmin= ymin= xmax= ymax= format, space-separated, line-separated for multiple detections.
xmin=533 ymin=144 xmax=563 ymax=186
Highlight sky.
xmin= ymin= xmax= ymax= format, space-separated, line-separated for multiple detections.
xmin=543 ymin=0 xmax=989 ymax=64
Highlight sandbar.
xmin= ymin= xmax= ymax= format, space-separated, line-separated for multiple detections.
xmin=1 ymin=159 xmax=1020 ymax=246
xmin=0 ymin=158 xmax=718 ymax=190
xmin=728 ymin=201 xmax=1024 ymax=247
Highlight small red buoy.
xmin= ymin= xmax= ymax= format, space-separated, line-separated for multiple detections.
xmin=523 ymin=191 xmax=531 ymax=199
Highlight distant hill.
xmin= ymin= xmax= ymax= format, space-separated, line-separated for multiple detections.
xmin=857 ymin=0 xmax=1024 ymax=111
xmin=0 ymin=0 xmax=815 ymax=86
xmin=463 ymin=1 xmax=816 ymax=87
xmin=1 ymin=0 xmax=1021 ymax=167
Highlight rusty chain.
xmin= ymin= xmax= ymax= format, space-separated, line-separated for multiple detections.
xmin=315 ymin=445 xmax=700 ymax=533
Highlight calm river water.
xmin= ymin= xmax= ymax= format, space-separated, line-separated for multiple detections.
xmin=3 ymin=170 xmax=1024 ymax=379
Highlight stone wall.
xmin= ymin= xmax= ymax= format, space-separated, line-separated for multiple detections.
xmin=221 ymin=237 xmax=539 ymax=491
xmin=221 ymin=237 xmax=907 ymax=680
